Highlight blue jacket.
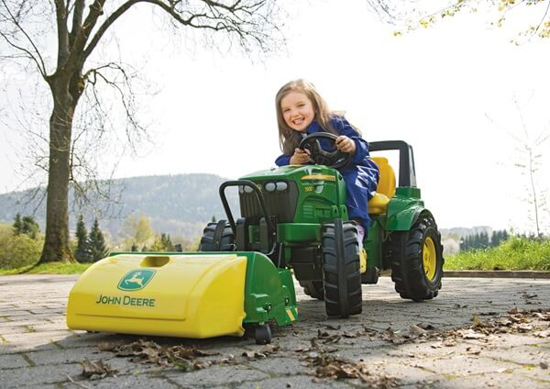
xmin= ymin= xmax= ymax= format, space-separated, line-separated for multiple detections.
xmin=275 ymin=116 xmax=379 ymax=231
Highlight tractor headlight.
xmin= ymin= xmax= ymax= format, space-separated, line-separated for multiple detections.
xmin=276 ymin=181 xmax=288 ymax=191
xmin=244 ymin=185 xmax=254 ymax=194
xmin=264 ymin=182 xmax=276 ymax=192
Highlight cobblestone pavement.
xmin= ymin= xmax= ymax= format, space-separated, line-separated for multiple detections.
xmin=1 ymin=275 xmax=549 ymax=388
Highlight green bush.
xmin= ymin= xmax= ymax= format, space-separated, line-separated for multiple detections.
xmin=0 ymin=233 xmax=43 ymax=270
xmin=445 ymin=236 xmax=550 ymax=271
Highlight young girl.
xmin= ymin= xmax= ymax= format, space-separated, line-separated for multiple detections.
xmin=274 ymin=79 xmax=380 ymax=239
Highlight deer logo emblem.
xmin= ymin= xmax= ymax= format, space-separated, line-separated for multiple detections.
xmin=117 ymin=269 xmax=156 ymax=291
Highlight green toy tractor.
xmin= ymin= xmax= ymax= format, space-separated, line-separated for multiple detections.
xmin=199 ymin=135 xmax=444 ymax=319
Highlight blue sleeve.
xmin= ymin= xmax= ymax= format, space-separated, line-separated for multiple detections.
xmin=275 ymin=154 xmax=291 ymax=166
xmin=331 ymin=117 xmax=370 ymax=164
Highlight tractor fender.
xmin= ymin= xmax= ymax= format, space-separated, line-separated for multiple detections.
xmin=386 ymin=205 xmax=434 ymax=232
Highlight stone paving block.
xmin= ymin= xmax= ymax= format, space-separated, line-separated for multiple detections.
xmin=480 ymin=345 xmax=549 ymax=366
xmin=0 ymin=362 xmax=82 ymax=388
xmin=0 ymin=325 xmax=34 ymax=335
xmin=1 ymin=331 xmax=71 ymax=353
xmin=29 ymin=322 xmax=71 ymax=332
xmin=433 ymin=371 xmax=550 ymax=389
xmin=54 ymin=332 xmax=123 ymax=349
xmin=407 ymin=355 xmax=519 ymax=377
xmin=26 ymin=346 xmax=115 ymax=366
xmin=0 ymin=353 xmax=31 ymax=369
xmin=515 ymin=365 xmax=550 ymax=384
xmin=247 ymin=356 xmax=310 ymax=376
xmin=165 ymin=365 xmax=270 ymax=387
xmin=60 ymin=373 xmax=181 ymax=388
xmin=2 ymin=318 xmax=54 ymax=327
xmin=236 ymin=375 xmax=352 ymax=388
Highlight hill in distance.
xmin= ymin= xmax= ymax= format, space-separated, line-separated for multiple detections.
xmin=0 ymin=173 xmax=239 ymax=241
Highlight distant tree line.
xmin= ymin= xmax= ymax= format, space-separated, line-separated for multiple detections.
xmin=460 ymin=230 xmax=509 ymax=252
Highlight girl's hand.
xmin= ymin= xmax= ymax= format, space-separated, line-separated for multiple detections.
xmin=336 ymin=136 xmax=356 ymax=154
xmin=290 ymin=148 xmax=311 ymax=164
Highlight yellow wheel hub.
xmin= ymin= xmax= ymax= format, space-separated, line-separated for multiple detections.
xmin=423 ymin=236 xmax=437 ymax=281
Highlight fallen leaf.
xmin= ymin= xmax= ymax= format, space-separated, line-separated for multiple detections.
xmin=81 ymin=359 xmax=117 ymax=380
xmin=382 ymin=329 xmax=406 ymax=344
xmin=242 ymin=350 xmax=266 ymax=359
xmin=471 ymin=314 xmax=486 ymax=329
xmin=416 ymin=323 xmax=436 ymax=331
xmin=409 ymin=324 xmax=427 ymax=337
xmin=461 ymin=330 xmax=486 ymax=339
xmin=443 ymin=339 xmax=457 ymax=347
xmin=97 ymin=341 xmax=124 ymax=352
xmin=517 ymin=323 xmax=533 ymax=332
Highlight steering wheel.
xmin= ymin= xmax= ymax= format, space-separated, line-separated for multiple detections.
xmin=299 ymin=133 xmax=352 ymax=169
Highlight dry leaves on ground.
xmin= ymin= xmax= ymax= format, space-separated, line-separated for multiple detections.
xmin=99 ymin=339 xmax=218 ymax=371
xmin=306 ymin=353 xmax=399 ymax=388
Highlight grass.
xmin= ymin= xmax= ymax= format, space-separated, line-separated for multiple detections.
xmin=445 ymin=236 xmax=550 ymax=271
xmin=0 ymin=262 xmax=92 ymax=275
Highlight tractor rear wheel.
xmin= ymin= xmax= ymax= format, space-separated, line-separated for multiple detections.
xmin=299 ymin=280 xmax=325 ymax=300
xmin=198 ymin=220 xmax=235 ymax=251
xmin=389 ymin=213 xmax=444 ymax=301
xmin=321 ymin=219 xmax=362 ymax=318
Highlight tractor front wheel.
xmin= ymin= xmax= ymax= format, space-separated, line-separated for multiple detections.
xmin=321 ymin=219 xmax=362 ymax=318
xmin=198 ymin=220 xmax=235 ymax=251
xmin=389 ymin=214 xmax=444 ymax=301
xmin=299 ymin=280 xmax=325 ymax=300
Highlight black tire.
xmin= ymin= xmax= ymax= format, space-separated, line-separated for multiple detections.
xmin=198 ymin=220 xmax=235 ymax=251
xmin=299 ymin=280 xmax=325 ymax=300
xmin=389 ymin=213 xmax=444 ymax=301
xmin=254 ymin=324 xmax=272 ymax=345
xmin=321 ymin=219 xmax=362 ymax=318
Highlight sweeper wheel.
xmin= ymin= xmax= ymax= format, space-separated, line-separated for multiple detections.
xmin=254 ymin=324 xmax=272 ymax=345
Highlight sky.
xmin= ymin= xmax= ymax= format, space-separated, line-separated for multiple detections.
xmin=1 ymin=0 xmax=549 ymax=233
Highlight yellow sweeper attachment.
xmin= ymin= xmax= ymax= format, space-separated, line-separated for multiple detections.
xmin=67 ymin=252 xmax=298 ymax=342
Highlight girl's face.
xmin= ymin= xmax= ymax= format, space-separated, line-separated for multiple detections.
xmin=280 ymin=91 xmax=315 ymax=133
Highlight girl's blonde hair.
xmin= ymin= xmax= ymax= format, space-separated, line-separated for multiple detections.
xmin=275 ymin=79 xmax=338 ymax=154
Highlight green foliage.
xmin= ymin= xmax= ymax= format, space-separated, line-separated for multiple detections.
xmin=75 ymin=214 xmax=92 ymax=263
xmin=150 ymin=233 xmax=175 ymax=252
xmin=0 ymin=233 xmax=43 ymax=270
xmin=12 ymin=213 xmax=40 ymax=239
xmin=446 ymin=236 xmax=550 ymax=271
xmin=120 ymin=214 xmax=156 ymax=250
xmin=89 ymin=219 xmax=109 ymax=261
xmin=0 ymin=262 xmax=92 ymax=275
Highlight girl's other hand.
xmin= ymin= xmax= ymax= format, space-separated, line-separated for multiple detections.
xmin=290 ymin=148 xmax=311 ymax=164
xmin=336 ymin=136 xmax=356 ymax=154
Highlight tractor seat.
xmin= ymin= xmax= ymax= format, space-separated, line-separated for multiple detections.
xmin=368 ymin=157 xmax=396 ymax=215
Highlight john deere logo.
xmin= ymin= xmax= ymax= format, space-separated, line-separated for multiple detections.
xmin=117 ymin=270 xmax=156 ymax=291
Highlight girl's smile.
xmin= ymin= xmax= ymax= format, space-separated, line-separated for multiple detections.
xmin=281 ymin=91 xmax=315 ymax=132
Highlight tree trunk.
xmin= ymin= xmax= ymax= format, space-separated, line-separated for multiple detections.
xmin=38 ymin=76 xmax=77 ymax=264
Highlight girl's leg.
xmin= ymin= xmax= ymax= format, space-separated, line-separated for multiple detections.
xmin=352 ymin=219 xmax=365 ymax=251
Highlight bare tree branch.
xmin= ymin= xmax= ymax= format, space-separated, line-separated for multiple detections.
xmin=0 ymin=0 xmax=47 ymax=77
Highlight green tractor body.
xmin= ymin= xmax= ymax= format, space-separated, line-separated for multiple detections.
xmin=200 ymin=140 xmax=444 ymax=322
